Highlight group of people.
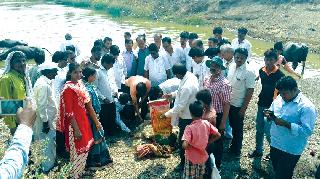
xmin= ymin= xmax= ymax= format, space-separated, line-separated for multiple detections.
xmin=0 ymin=26 xmax=317 ymax=179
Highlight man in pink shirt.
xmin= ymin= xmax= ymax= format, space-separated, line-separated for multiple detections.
xmin=182 ymin=101 xmax=221 ymax=179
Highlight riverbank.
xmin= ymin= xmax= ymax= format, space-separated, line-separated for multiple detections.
xmin=46 ymin=0 xmax=320 ymax=69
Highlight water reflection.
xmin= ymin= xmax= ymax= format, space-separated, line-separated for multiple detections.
xmin=0 ymin=2 xmax=319 ymax=78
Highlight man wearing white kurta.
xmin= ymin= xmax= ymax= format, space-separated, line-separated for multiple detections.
xmin=33 ymin=62 xmax=58 ymax=172
xmin=163 ymin=63 xmax=199 ymax=168
xmin=110 ymin=45 xmax=127 ymax=91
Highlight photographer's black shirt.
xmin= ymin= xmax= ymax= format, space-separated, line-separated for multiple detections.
xmin=258 ymin=66 xmax=285 ymax=107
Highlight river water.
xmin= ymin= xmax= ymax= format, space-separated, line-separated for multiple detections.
xmin=1 ymin=2 xmax=320 ymax=79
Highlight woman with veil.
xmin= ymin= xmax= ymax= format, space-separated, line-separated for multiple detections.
xmin=0 ymin=51 xmax=33 ymax=134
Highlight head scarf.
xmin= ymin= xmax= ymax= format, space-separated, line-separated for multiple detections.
xmin=3 ymin=51 xmax=34 ymax=100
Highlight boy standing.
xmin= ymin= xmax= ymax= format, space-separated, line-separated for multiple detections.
xmin=182 ymin=101 xmax=221 ymax=179
xmin=249 ymin=49 xmax=285 ymax=158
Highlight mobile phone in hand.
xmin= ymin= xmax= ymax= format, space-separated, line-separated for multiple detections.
xmin=0 ymin=99 xmax=25 ymax=116
xmin=263 ymin=109 xmax=276 ymax=121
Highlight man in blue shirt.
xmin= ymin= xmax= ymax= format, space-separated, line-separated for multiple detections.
xmin=132 ymin=36 xmax=149 ymax=76
xmin=266 ymin=76 xmax=317 ymax=179
xmin=0 ymin=102 xmax=36 ymax=179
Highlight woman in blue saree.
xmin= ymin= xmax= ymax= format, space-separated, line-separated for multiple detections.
xmin=82 ymin=67 xmax=113 ymax=167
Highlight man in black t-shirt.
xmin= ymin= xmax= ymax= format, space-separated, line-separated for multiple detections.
xmin=249 ymin=49 xmax=285 ymax=158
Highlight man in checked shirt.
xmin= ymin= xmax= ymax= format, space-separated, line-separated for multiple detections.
xmin=204 ymin=56 xmax=232 ymax=169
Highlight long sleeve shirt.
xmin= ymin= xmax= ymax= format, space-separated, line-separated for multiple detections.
xmin=269 ymin=92 xmax=317 ymax=155
xmin=122 ymin=50 xmax=135 ymax=77
xmin=113 ymin=57 xmax=127 ymax=89
xmin=165 ymin=72 xmax=199 ymax=119
xmin=33 ymin=75 xmax=58 ymax=139
xmin=94 ymin=66 xmax=115 ymax=103
xmin=0 ymin=70 xmax=27 ymax=129
xmin=0 ymin=124 xmax=33 ymax=179
xmin=53 ymin=67 xmax=67 ymax=105
xmin=178 ymin=46 xmax=192 ymax=72
xmin=191 ymin=57 xmax=211 ymax=89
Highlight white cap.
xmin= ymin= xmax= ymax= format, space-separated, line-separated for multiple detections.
xmin=38 ymin=62 xmax=58 ymax=72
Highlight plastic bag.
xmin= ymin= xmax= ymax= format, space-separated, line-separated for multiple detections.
xmin=148 ymin=99 xmax=172 ymax=136
xmin=210 ymin=154 xmax=221 ymax=179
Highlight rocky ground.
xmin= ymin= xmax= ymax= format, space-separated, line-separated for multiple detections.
xmin=202 ymin=0 xmax=320 ymax=53
xmin=78 ymin=78 xmax=320 ymax=179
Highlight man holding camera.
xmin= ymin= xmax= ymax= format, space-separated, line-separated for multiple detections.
xmin=265 ymin=76 xmax=317 ymax=178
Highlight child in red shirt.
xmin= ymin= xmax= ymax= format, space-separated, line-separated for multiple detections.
xmin=182 ymin=101 xmax=221 ymax=179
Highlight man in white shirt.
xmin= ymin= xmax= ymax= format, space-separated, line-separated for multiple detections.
xmin=159 ymin=77 xmax=181 ymax=95
xmin=227 ymin=48 xmax=255 ymax=158
xmin=189 ymin=47 xmax=210 ymax=89
xmin=162 ymin=63 xmax=199 ymax=169
xmin=221 ymin=44 xmax=235 ymax=74
xmin=33 ymin=62 xmax=58 ymax=172
xmin=122 ymin=39 xmax=136 ymax=77
xmin=162 ymin=37 xmax=186 ymax=68
xmin=231 ymin=28 xmax=252 ymax=62
xmin=94 ymin=54 xmax=117 ymax=136
xmin=153 ymin=33 xmax=165 ymax=54
xmin=220 ymin=44 xmax=235 ymax=139
xmin=52 ymin=51 xmax=69 ymax=105
xmin=178 ymin=31 xmax=192 ymax=71
xmin=110 ymin=45 xmax=127 ymax=91
xmin=60 ymin=33 xmax=80 ymax=56
xmin=144 ymin=43 xmax=171 ymax=87
xmin=186 ymin=33 xmax=199 ymax=72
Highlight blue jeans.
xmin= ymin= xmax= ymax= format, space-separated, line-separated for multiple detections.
xmin=255 ymin=106 xmax=271 ymax=153
xmin=225 ymin=117 xmax=233 ymax=139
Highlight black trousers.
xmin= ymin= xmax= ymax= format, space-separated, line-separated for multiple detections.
xmin=270 ymin=146 xmax=301 ymax=179
xmin=140 ymin=98 xmax=148 ymax=119
xmin=228 ymin=105 xmax=244 ymax=155
xmin=99 ymin=102 xmax=116 ymax=136
xmin=120 ymin=104 xmax=135 ymax=122
xmin=178 ymin=118 xmax=193 ymax=165
xmin=212 ymin=113 xmax=223 ymax=169
xmin=56 ymin=131 xmax=69 ymax=159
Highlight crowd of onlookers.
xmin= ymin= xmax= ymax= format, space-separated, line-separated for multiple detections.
xmin=0 ymin=26 xmax=317 ymax=179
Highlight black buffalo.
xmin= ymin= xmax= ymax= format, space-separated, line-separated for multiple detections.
xmin=0 ymin=39 xmax=27 ymax=48
xmin=0 ymin=45 xmax=45 ymax=63
xmin=283 ymin=42 xmax=308 ymax=75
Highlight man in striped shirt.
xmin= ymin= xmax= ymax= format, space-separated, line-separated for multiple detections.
xmin=204 ymin=56 xmax=231 ymax=169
